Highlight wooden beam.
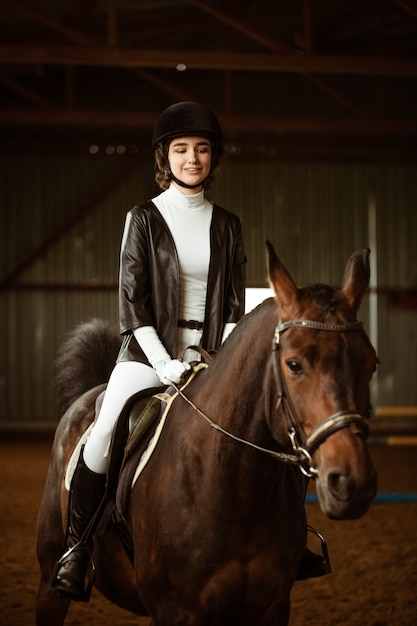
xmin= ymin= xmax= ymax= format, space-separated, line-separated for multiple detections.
xmin=304 ymin=74 xmax=365 ymax=117
xmin=106 ymin=0 xmax=118 ymax=48
xmin=188 ymin=0 xmax=365 ymax=115
xmin=128 ymin=68 xmax=195 ymax=102
xmin=0 ymin=76 xmax=55 ymax=107
xmin=5 ymin=0 xmax=95 ymax=45
xmin=187 ymin=0 xmax=292 ymax=53
xmin=1 ymin=45 xmax=416 ymax=75
xmin=4 ymin=2 xmax=196 ymax=104
xmin=393 ymin=0 xmax=417 ymax=19
xmin=1 ymin=107 xmax=416 ymax=135
xmin=302 ymin=0 xmax=314 ymax=54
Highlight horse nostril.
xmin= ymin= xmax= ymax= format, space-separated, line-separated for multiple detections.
xmin=328 ymin=472 xmax=353 ymax=501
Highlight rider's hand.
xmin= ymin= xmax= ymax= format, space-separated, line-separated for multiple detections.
xmin=155 ymin=359 xmax=191 ymax=385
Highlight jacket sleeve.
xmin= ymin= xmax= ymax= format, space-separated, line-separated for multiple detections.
xmin=203 ymin=206 xmax=246 ymax=351
xmin=119 ymin=207 xmax=155 ymax=334
xmin=225 ymin=215 xmax=246 ymax=323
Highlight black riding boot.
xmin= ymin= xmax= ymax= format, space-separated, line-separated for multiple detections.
xmin=49 ymin=449 xmax=106 ymax=602
xmin=296 ymin=548 xmax=331 ymax=580
xmin=296 ymin=526 xmax=331 ymax=580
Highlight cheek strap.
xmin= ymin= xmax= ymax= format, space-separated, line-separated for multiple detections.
xmin=165 ymin=167 xmax=207 ymax=190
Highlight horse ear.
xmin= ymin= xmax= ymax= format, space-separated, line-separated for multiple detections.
xmin=341 ymin=248 xmax=371 ymax=313
xmin=265 ymin=240 xmax=298 ymax=307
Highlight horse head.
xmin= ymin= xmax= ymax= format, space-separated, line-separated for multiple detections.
xmin=265 ymin=241 xmax=378 ymax=520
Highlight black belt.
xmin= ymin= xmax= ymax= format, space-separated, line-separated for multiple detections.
xmin=178 ymin=319 xmax=204 ymax=331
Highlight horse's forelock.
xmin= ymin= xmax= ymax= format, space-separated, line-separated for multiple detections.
xmin=299 ymin=283 xmax=342 ymax=316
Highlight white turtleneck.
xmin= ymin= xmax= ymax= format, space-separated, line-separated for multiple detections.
xmin=133 ymin=184 xmax=235 ymax=369
xmin=152 ymin=184 xmax=213 ymax=322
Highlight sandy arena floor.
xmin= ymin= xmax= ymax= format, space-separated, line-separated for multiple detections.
xmin=0 ymin=434 xmax=416 ymax=626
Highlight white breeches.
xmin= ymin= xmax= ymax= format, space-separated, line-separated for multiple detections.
xmin=83 ymin=361 xmax=160 ymax=473
xmin=83 ymin=327 xmax=202 ymax=474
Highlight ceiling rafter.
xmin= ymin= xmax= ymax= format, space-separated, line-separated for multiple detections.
xmin=1 ymin=45 xmax=416 ymax=75
xmin=0 ymin=75 xmax=55 ymax=108
xmin=187 ymin=0 xmax=293 ymax=52
xmin=187 ymin=0 xmax=366 ymax=115
xmin=3 ymin=0 xmax=198 ymax=113
xmin=1 ymin=0 xmax=416 ymax=138
xmin=128 ymin=68 xmax=195 ymax=102
xmin=1 ymin=108 xmax=415 ymax=135
xmin=393 ymin=0 xmax=417 ymax=19
xmin=5 ymin=0 xmax=95 ymax=45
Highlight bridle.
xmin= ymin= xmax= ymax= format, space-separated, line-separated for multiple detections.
xmin=172 ymin=318 xmax=370 ymax=479
xmin=271 ymin=319 xmax=370 ymax=478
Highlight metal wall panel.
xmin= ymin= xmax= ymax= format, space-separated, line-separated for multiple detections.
xmin=1 ymin=153 xmax=415 ymax=428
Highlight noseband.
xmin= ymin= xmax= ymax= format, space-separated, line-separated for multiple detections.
xmin=272 ymin=319 xmax=370 ymax=478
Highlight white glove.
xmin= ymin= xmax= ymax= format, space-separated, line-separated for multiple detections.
xmin=155 ymin=359 xmax=191 ymax=385
xmin=133 ymin=326 xmax=191 ymax=384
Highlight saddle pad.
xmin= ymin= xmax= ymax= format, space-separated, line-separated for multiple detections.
xmin=116 ymin=392 xmax=176 ymax=516
xmin=131 ymin=392 xmax=174 ymax=485
xmin=116 ymin=363 xmax=208 ymax=516
xmin=116 ymin=364 xmax=208 ymax=515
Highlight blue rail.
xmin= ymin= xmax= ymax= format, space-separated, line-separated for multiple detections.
xmin=306 ymin=493 xmax=417 ymax=503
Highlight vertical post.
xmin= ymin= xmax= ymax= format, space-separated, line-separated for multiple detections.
xmin=107 ymin=0 xmax=118 ymax=48
xmin=368 ymin=194 xmax=379 ymax=404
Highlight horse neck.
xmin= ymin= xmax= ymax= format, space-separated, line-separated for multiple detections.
xmin=194 ymin=308 xmax=283 ymax=465
xmin=186 ymin=354 xmax=304 ymax=511
xmin=169 ymin=313 xmax=307 ymax=511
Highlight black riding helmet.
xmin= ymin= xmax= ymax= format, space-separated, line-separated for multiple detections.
xmin=152 ymin=101 xmax=223 ymax=151
xmin=152 ymin=102 xmax=223 ymax=190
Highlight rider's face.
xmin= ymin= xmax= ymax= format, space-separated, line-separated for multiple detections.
xmin=168 ymin=136 xmax=212 ymax=193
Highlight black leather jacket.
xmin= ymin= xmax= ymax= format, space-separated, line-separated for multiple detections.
xmin=117 ymin=200 xmax=246 ymax=364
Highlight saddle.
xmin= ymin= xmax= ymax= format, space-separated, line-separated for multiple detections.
xmin=98 ymin=362 xmax=208 ymax=562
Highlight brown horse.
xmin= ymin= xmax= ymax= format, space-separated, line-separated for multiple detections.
xmin=36 ymin=242 xmax=378 ymax=626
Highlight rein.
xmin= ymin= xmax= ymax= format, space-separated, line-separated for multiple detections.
xmin=172 ymin=377 xmax=302 ymax=465
xmin=173 ymin=318 xmax=369 ymax=478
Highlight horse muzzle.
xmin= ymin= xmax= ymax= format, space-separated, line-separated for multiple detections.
xmin=298 ymin=411 xmax=378 ymax=519
xmin=304 ymin=412 xmax=377 ymax=520
xmin=316 ymin=464 xmax=378 ymax=520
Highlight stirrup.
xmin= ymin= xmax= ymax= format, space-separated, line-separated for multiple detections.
xmin=295 ymin=525 xmax=332 ymax=581
xmin=48 ymin=542 xmax=96 ymax=602
xmin=308 ymin=524 xmax=331 ymax=572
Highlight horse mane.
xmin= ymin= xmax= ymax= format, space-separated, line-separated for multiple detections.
xmin=54 ymin=318 xmax=121 ymax=416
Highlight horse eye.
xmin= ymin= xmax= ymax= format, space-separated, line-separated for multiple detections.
xmin=286 ymin=360 xmax=303 ymax=374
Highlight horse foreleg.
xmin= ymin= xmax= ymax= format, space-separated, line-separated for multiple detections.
xmin=35 ymin=531 xmax=71 ymax=626
xmin=35 ymin=465 xmax=70 ymax=626
xmin=257 ymin=598 xmax=291 ymax=626
xmin=35 ymin=582 xmax=70 ymax=626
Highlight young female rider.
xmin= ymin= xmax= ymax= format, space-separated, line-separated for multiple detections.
xmin=50 ymin=102 xmax=247 ymax=601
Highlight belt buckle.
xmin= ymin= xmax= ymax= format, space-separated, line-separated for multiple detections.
xmin=178 ymin=319 xmax=203 ymax=330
